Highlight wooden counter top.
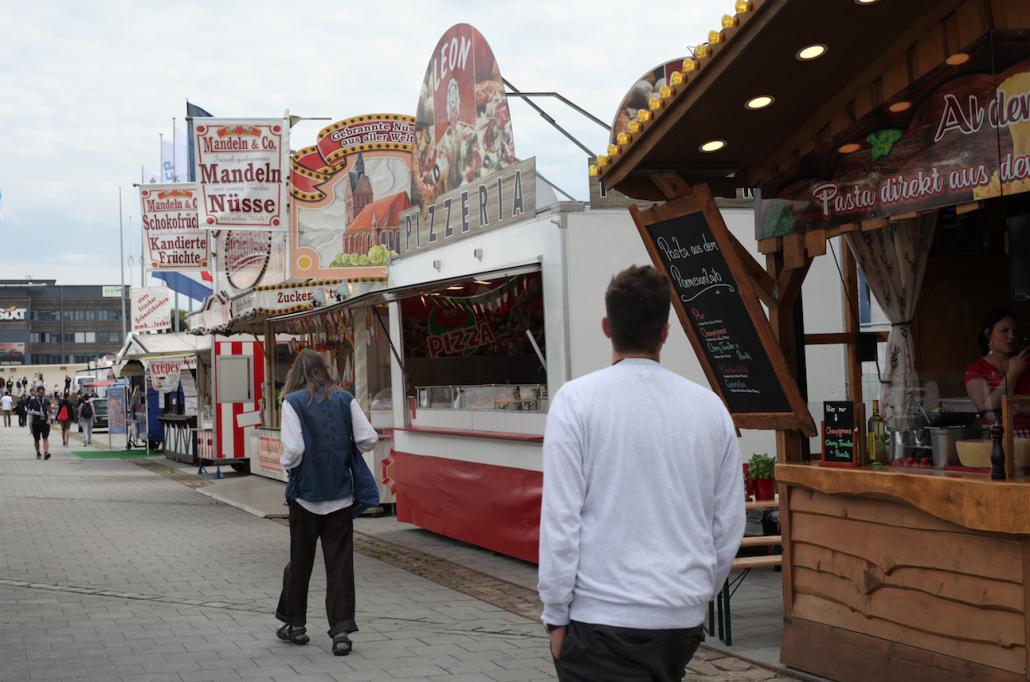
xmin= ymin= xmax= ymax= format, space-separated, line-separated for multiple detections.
xmin=778 ymin=463 xmax=1030 ymax=535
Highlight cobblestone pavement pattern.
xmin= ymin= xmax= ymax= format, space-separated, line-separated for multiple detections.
xmin=0 ymin=430 xmax=791 ymax=681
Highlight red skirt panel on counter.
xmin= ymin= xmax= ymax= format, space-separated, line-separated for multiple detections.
xmin=387 ymin=449 xmax=542 ymax=563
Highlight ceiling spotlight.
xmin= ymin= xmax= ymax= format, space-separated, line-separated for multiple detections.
xmin=855 ymin=0 xmax=880 ymax=4
xmin=888 ymin=101 xmax=911 ymax=113
xmin=838 ymin=143 xmax=861 ymax=154
xmin=745 ymin=95 xmax=774 ymax=110
xmin=946 ymin=52 xmax=970 ymax=66
xmin=700 ymin=139 xmax=727 ymax=153
xmin=796 ymin=44 xmax=828 ymax=61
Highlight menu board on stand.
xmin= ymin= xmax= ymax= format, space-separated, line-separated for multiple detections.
xmin=630 ymin=186 xmax=815 ymax=435
xmin=822 ymin=401 xmax=860 ymax=466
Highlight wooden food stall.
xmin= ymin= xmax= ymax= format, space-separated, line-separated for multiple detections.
xmin=597 ymin=1 xmax=1030 ymax=680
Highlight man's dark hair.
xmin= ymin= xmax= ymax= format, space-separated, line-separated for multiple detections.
xmin=605 ymin=265 xmax=672 ymax=354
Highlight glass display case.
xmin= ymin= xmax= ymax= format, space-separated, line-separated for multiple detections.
xmin=414 ymin=384 xmax=548 ymax=413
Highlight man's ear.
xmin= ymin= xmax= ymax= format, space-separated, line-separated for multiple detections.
xmin=601 ymin=317 xmax=612 ymax=339
xmin=659 ymin=323 xmax=670 ymax=346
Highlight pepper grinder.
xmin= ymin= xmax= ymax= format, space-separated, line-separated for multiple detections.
xmin=990 ymin=423 xmax=1006 ymax=481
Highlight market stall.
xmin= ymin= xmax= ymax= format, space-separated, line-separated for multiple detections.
xmin=597 ymin=1 xmax=1030 ymax=679
xmin=114 ymin=332 xmax=212 ymax=462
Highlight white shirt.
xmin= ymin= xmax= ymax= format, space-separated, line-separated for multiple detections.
xmin=538 ymin=358 xmax=745 ymax=629
xmin=280 ymin=398 xmax=378 ymax=515
xmin=0 ymin=395 xmax=11 ymax=410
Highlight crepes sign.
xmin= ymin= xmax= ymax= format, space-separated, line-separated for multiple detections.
xmin=147 ymin=359 xmax=182 ymax=394
xmin=194 ymin=119 xmax=289 ymax=231
xmin=139 ymin=184 xmax=208 ymax=270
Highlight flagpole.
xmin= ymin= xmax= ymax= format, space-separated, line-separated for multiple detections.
xmin=119 ymin=187 xmax=126 ymax=340
xmin=172 ymin=118 xmax=177 ymax=182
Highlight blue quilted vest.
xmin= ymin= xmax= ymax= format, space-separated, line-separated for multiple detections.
xmin=283 ymin=389 xmax=356 ymax=504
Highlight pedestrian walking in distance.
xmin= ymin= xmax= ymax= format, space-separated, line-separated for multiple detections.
xmin=56 ymin=392 xmax=75 ymax=447
xmin=78 ymin=395 xmax=96 ymax=446
xmin=1 ymin=391 xmax=12 ymax=427
xmin=538 ymin=265 xmax=745 ymax=682
xmin=274 ymin=349 xmax=379 ymax=656
xmin=27 ymin=385 xmax=52 ymax=460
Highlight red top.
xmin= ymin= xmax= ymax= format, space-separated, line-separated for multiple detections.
xmin=964 ymin=357 xmax=1030 ymax=432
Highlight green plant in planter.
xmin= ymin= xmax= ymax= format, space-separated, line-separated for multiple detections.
xmin=749 ymin=453 xmax=775 ymax=480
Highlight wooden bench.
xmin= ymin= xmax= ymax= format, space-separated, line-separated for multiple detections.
xmin=708 ymin=536 xmax=783 ymax=646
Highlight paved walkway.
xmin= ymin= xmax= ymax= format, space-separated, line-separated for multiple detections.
xmin=0 ymin=425 xmax=794 ymax=681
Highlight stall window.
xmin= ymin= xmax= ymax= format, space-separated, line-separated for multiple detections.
xmin=400 ymin=271 xmax=547 ymax=408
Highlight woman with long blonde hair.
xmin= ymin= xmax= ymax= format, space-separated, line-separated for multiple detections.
xmin=274 ymin=349 xmax=379 ymax=656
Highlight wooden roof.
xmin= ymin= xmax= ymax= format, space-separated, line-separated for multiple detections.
xmin=601 ymin=0 xmax=1029 ymax=201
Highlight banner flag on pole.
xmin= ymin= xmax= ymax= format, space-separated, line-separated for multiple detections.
xmin=161 ymin=138 xmax=175 ymax=183
xmin=186 ymin=102 xmax=213 ymax=183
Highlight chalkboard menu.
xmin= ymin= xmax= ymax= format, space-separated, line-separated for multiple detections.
xmin=631 ymin=187 xmax=815 ymax=435
xmin=822 ymin=401 xmax=856 ymax=464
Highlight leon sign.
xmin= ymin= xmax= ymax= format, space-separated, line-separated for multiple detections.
xmin=194 ymin=118 xmax=289 ymax=231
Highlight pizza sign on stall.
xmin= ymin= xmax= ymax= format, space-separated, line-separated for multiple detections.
xmin=194 ymin=119 xmax=289 ymax=231
xmin=138 ymin=184 xmax=207 ymax=270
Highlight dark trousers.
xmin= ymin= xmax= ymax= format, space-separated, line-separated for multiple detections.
xmin=553 ymin=620 xmax=704 ymax=682
xmin=275 ymin=501 xmax=357 ymax=637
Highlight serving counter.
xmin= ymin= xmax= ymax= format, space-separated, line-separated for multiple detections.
xmin=777 ymin=464 xmax=1030 ymax=681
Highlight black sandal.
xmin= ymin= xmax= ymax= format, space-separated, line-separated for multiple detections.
xmin=332 ymin=633 xmax=352 ymax=656
xmin=276 ymin=624 xmax=309 ymax=645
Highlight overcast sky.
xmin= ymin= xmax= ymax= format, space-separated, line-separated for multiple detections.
xmin=0 ymin=0 xmax=725 ymax=288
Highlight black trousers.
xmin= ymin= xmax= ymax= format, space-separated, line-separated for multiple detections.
xmin=553 ymin=620 xmax=704 ymax=682
xmin=275 ymin=501 xmax=357 ymax=637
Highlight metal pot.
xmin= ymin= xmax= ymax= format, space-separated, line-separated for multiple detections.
xmin=929 ymin=426 xmax=964 ymax=467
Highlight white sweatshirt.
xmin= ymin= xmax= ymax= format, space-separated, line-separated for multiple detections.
xmin=538 ymin=358 xmax=745 ymax=629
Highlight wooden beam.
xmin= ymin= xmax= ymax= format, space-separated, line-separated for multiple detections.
xmin=805 ymin=332 xmax=856 ymax=345
xmin=805 ymin=228 xmax=827 ymax=258
xmin=726 ymin=230 xmax=776 ymax=307
xmin=777 ymin=261 xmax=811 ymax=306
xmin=757 ymin=236 xmax=782 ymax=254
xmin=783 ymin=233 xmax=806 ymax=270
xmin=650 ymin=173 xmax=692 ymax=200
xmin=842 ymin=244 xmax=865 ymax=412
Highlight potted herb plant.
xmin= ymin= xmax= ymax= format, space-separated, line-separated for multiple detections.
xmin=749 ymin=453 xmax=776 ymax=501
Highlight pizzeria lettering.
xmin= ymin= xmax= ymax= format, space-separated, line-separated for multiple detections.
xmin=401 ymin=164 xmax=528 ymax=254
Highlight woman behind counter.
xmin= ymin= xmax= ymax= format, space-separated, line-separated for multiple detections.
xmin=965 ymin=308 xmax=1030 ymax=433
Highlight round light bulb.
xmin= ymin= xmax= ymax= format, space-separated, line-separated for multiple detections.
xmin=669 ymin=70 xmax=684 ymax=85
xmin=637 ymin=109 xmax=652 ymax=122
xmin=607 ymin=143 xmax=620 ymax=156
xmin=796 ymin=44 xmax=828 ymax=61
xmin=616 ymin=131 xmax=630 ymax=146
xmin=648 ymin=97 xmax=662 ymax=111
xmin=735 ymin=0 xmax=751 ymax=13
xmin=596 ymin=155 xmax=610 ymax=168
xmin=588 ymin=164 xmax=599 ymax=177
xmin=699 ymin=139 xmax=726 ymax=153
xmin=721 ymin=14 xmax=737 ymax=28
xmin=682 ymin=58 xmax=698 ymax=73
xmin=628 ymin=121 xmax=642 ymax=134
xmin=695 ymin=44 xmax=711 ymax=59
xmin=708 ymin=30 xmax=722 ymax=45
xmin=659 ymin=85 xmax=673 ymax=99
xmin=745 ymin=95 xmax=774 ymax=110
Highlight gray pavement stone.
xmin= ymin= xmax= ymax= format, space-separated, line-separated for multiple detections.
xmin=0 ymin=426 xmax=792 ymax=682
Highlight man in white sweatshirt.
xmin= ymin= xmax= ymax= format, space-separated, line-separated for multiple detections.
xmin=538 ymin=265 xmax=745 ymax=681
